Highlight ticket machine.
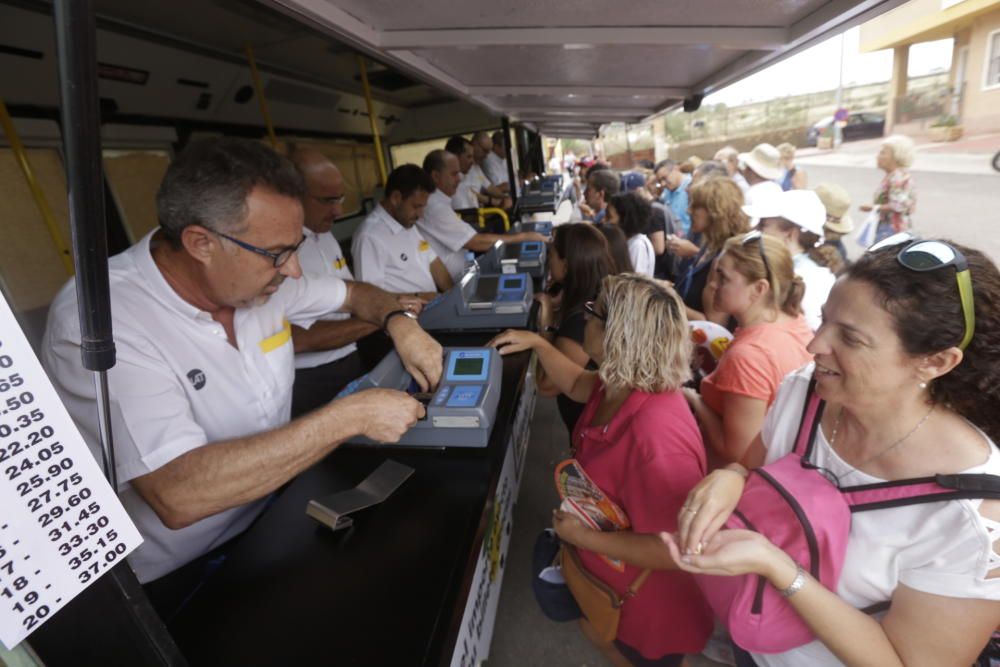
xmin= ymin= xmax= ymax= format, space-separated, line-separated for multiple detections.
xmin=418 ymin=268 xmax=534 ymax=332
xmin=336 ymin=347 xmax=503 ymax=448
xmin=476 ymin=239 xmax=546 ymax=278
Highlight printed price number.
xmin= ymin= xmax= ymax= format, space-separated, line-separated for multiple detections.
xmin=26 ymin=486 xmax=91 ymax=514
xmin=0 ymin=374 xmax=24 ymax=394
xmin=57 ymin=526 xmax=119 ymax=556
xmin=4 ymin=391 xmax=36 ymax=412
xmin=6 ymin=449 xmax=73 ymax=484
xmin=0 ymin=409 xmax=47 ymax=441
xmin=47 ymin=511 xmax=108 ymax=544
xmin=1 ymin=426 xmax=58 ymax=463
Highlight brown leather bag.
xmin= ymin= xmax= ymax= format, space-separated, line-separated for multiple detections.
xmin=559 ymin=544 xmax=651 ymax=644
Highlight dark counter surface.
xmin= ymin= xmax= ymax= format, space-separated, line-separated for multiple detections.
xmin=170 ymin=336 xmax=531 ymax=667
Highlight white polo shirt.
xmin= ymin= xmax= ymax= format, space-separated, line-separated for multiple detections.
xmin=41 ymin=230 xmax=348 ymax=583
xmin=351 ymin=203 xmax=439 ymax=293
xmin=295 ymin=226 xmax=358 ymax=369
xmin=483 ymin=152 xmax=509 ymax=187
xmin=454 ymin=163 xmax=491 ymax=211
xmin=417 ymin=189 xmax=477 ymax=281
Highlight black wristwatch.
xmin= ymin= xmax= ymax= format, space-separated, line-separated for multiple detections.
xmin=383 ymin=308 xmax=418 ymax=330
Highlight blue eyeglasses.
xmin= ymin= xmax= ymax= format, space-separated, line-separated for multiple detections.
xmin=213 ymin=230 xmax=305 ymax=268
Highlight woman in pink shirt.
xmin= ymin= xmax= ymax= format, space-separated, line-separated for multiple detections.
xmin=686 ymin=232 xmax=813 ymax=467
xmin=491 ymin=274 xmax=712 ymax=667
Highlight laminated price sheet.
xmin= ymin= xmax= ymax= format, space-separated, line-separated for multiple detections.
xmin=0 ymin=294 xmax=141 ymax=649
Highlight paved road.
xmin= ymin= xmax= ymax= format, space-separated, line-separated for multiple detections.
xmin=797 ymin=163 xmax=1000 ymax=262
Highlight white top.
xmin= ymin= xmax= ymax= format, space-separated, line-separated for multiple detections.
xmin=793 ymin=253 xmax=835 ymax=331
xmin=351 ymin=203 xmax=439 ymax=294
xmin=753 ymin=365 xmax=1000 ymax=667
xmin=454 ymin=164 xmax=491 ymax=210
xmin=627 ymin=234 xmax=656 ymax=277
xmin=41 ymin=231 xmax=348 ymax=583
xmin=295 ymin=227 xmax=358 ymax=369
xmin=745 ymin=180 xmax=783 ymax=207
xmin=483 ymin=152 xmax=509 ymax=187
xmin=733 ymin=172 xmax=751 ymax=196
xmin=417 ymin=188 xmax=477 ymax=281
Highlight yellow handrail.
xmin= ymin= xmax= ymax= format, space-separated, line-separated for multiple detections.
xmin=0 ymin=98 xmax=74 ymax=275
xmin=245 ymin=45 xmax=277 ymax=149
xmin=477 ymin=207 xmax=510 ymax=232
xmin=356 ymin=55 xmax=387 ymax=187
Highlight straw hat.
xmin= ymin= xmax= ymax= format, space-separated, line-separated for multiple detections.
xmin=814 ymin=183 xmax=854 ymax=234
xmin=738 ymin=143 xmax=783 ymax=180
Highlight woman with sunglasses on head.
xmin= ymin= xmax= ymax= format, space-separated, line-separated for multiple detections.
xmin=674 ymin=177 xmax=750 ymax=324
xmin=685 ymin=232 xmax=813 ymax=467
xmin=539 ymin=224 xmax=618 ymax=436
xmin=669 ymin=236 xmax=1000 ymax=667
xmin=490 ymin=275 xmax=713 ymax=667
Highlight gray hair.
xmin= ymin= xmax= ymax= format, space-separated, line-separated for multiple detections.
xmin=882 ymin=134 xmax=916 ymax=169
xmin=156 ymin=137 xmax=305 ymax=244
xmin=692 ymin=159 xmax=730 ymax=184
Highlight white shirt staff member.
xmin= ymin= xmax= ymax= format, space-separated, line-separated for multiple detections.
xmin=42 ymin=139 xmax=442 ymax=599
xmin=419 ymin=149 xmax=549 ymax=281
xmin=286 ymin=146 xmax=379 ymax=417
xmin=352 ymin=164 xmax=454 ymax=298
xmin=482 ymin=130 xmax=510 ymax=189
xmin=445 ymin=136 xmax=480 ymax=211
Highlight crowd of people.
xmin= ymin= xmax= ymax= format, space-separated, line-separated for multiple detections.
xmin=38 ymin=125 xmax=998 ymax=667
xmin=490 ymin=136 xmax=1000 ymax=666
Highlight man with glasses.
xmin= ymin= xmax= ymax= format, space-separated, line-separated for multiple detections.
xmin=654 ymin=159 xmax=692 ymax=238
xmin=43 ymin=138 xmax=442 ymax=607
xmin=287 ymin=146 xmax=397 ymax=416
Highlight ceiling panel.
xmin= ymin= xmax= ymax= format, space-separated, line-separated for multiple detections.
xmin=333 ymin=0 xmax=821 ymax=30
xmin=411 ymin=44 xmax=738 ymax=88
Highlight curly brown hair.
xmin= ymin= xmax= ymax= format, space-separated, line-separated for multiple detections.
xmin=846 ymin=240 xmax=1000 ymax=442
xmin=687 ymin=177 xmax=749 ymax=253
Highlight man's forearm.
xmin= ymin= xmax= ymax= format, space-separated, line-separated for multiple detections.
xmin=132 ymin=394 xmax=372 ymax=529
xmin=291 ymin=319 xmax=379 ymax=353
xmin=342 ymin=280 xmax=409 ymax=326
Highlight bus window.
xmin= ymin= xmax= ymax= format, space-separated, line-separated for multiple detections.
xmin=103 ymin=150 xmax=171 ymax=243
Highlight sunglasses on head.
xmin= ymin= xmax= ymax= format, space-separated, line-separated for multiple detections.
xmin=868 ymin=232 xmax=975 ymax=350
xmin=740 ymin=230 xmax=773 ymax=288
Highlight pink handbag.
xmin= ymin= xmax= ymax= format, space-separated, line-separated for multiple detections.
xmin=695 ymin=375 xmax=1000 ymax=654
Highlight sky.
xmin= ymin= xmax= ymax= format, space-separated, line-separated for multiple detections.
xmin=704 ymin=27 xmax=953 ymax=106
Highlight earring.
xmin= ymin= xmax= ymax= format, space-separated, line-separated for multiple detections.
xmin=919 ymin=381 xmax=928 ymax=389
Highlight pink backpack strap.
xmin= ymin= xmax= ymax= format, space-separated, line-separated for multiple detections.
xmin=844 ymin=473 xmax=1000 ymax=512
xmin=792 ymin=376 xmax=826 ymax=459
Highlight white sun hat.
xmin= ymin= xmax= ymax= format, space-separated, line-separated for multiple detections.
xmin=737 ymin=143 xmax=784 ymax=181
xmin=744 ymin=189 xmax=826 ymax=239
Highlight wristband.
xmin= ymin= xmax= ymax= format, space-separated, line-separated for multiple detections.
xmin=382 ymin=309 xmax=418 ymax=330
xmin=776 ymin=564 xmax=806 ymax=598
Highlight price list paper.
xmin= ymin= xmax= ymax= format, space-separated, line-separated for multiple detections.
xmin=0 ymin=295 xmax=141 ymax=649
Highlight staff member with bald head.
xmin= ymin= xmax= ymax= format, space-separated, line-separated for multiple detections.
xmin=287 ymin=146 xmax=381 ymax=416
xmin=42 ymin=138 xmax=442 ymax=612
xmin=419 ymin=149 xmax=548 ymax=281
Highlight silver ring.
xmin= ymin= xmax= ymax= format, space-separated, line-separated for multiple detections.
xmin=684 ymin=507 xmax=698 ymax=515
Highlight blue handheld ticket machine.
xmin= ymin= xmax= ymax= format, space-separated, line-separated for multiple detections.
xmin=336 ymin=347 xmax=502 ymax=448
xmin=418 ymin=267 xmax=534 ymax=332
xmin=477 ymin=239 xmax=546 ymax=279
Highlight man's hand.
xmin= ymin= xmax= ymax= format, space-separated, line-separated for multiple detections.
xmin=385 ymin=317 xmax=443 ymax=391
xmin=397 ymin=294 xmax=427 ymax=316
xmin=521 ymin=231 xmax=549 ymax=243
xmin=341 ymin=388 xmax=425 ymax=443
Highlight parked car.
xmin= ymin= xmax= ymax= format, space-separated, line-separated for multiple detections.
xmin=806 ymin=111 xmax=886 ymax=146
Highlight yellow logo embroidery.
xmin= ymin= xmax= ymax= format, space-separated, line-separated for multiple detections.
xmin=418 ymin=240 xmax=430 ymax=252
xmin=259 ymin=319 xmax=291 ymax=353
xmin=333 ymin=257 xmax=347 ymax=270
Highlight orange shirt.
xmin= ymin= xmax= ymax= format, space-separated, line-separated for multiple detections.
xmin=701 ymin=316 xmax=813 ymax=414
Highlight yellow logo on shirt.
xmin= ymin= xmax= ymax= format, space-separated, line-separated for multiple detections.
xmin=333 ymin=257 xmax=347 ymax=270
xmin=259 ymin=319 xmax=291 ymax=353
xmin=418 ymin=240 xmax=430 ymax=252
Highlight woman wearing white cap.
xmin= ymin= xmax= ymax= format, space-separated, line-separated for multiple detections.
xmin=746 ymin=189 xmax=836 ymax=331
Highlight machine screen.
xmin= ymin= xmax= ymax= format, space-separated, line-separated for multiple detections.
xmin=445 ymin=350 xmax=491 ymax=382
xmin=500 ymin=276 xmax=524 ymax=291
xmin=453 ymin=357 xmax=484 ymax=376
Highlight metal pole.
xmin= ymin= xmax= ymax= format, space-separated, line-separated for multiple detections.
xmin=624 ymin=123 xmax=634 ymax=168
xmin=53 ymin=0 xmax=117 ymax=488
xmin=357 ymin=55 xmax=388 ymax=187
xmin=834 ymin=31 xmax=846 ymax=148
xmin=501 ymin=116 xmax=517 ymax=208
xmin=0 ymin=98 xmax=75 ymax=276
xmin=245 ymin=45 xmax=277 ymax=149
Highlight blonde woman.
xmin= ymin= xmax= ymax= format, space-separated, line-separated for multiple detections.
xmin=672 ymin=177 xmax=750 ymax=322
xmin=685 ymin=233 xmax=812 ymax=467
xmin=860 ymin=134 xmax=916 ymax=243
xmin=777 ymin=143 xmax=807 ymax=191
xmin=490 ymin=275 xmax=712 ymax=667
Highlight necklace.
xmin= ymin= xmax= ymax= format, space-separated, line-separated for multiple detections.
xmin=829 ymin=403 xmax=935 ymax=471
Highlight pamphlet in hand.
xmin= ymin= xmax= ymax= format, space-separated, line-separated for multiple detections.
xmin=554 ymin=459 xmax=630 ymax=571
